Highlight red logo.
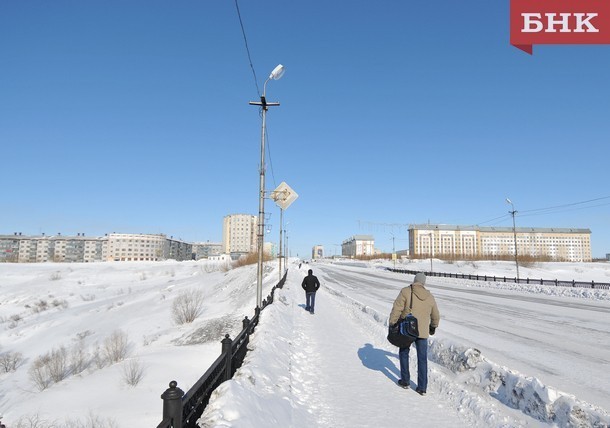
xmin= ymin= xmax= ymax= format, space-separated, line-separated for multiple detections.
xmin=510 ymin=0 xmax=610 ymax=54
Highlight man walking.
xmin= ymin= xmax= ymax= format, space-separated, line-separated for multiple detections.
xmin=389 ymin=272 xmax=439 ymax=396
xmin=301 ymin=269 xmax=320 ymax=314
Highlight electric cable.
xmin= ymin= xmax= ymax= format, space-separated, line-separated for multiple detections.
xmin=234 ymin=0 xmax=260 ymax=97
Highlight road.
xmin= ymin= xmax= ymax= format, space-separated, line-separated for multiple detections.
xmin=311 ymin=262 xmax=610 ymax=411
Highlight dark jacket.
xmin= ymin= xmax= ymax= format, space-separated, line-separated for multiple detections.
xmin=301 ymin=273 xmax=320 ymax=293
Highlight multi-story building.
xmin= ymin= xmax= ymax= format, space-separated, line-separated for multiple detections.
xmin=312 ymin=245 xmax=324 ymax=259
xmin=0 ymin=233 xmax=192 ymax=263
xmin=106 ymin=233 xmax=192 ymax=262
xmin=342 ymin=235 xmax=375 ymax=258
xmin=408 ymin=224 xmax=592 ymax=262
xmin=222 ymin=214 xmax=258 ymax=258
xmin=192 ymin=241 xmax=222 ymax=260
xmin=2 ymin=233 xmax=106 ymax=263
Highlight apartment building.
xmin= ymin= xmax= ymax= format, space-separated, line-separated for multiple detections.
xmin=222 ymin=214 xmax=258 ymax=257
xmin=342 ymin=235 xmax=375 ymax=257
xmin=408 ymin=224 xmax=592 ymax=262
xmin=312 ymin=245 xmax=324 ymax=259
xmin=192 ymin=241 xmax=222 ymax=260
xmin=0 ymin=233 xmax=192 ymax=263
xmin=0 ymin=233 xmax=106 ymax=263
xmin=107 ymin=233 xmax=192 ymax=262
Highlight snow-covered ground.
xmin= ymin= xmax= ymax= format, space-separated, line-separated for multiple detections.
xmin=1 ymin=259 xmax=610 ymax=427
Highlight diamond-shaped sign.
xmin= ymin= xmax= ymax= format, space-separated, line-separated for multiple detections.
xmin=271 ymin=181 xmax=298 ymax=210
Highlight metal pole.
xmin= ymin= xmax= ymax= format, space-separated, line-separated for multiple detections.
xmin=392 ymin=234 xmax=396 ymax=269
xmin=250 ymin=89 xmax=280 ymax=309
xmin=256 ymin=103 xmax=267 ymax=309
xmin=510 ymin=208 xmax=520 ymax=280
xmin=279 ymin=208 xmax=283 ymax=282
xmin=429 ymin=232 xmax=433 ymax=273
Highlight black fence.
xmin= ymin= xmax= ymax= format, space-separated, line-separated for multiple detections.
xmin=156 ymin=270 xmax=288 ymax=428
xmin=387 ymin=268 xmax=610 ymax=290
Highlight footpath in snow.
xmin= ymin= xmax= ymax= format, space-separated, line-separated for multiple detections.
xmin=198 ymin=267 xmax=591 ymax=428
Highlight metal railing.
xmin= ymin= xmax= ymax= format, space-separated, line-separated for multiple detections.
xmin=387 ymin=268 xmax=610 ymax=290
xmin=156 ymin=270 xmax=288 ymax=428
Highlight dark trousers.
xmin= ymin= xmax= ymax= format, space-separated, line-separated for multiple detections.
xmin=305 ymin=292 xmax=316 ymax=312
xmin=399 ymin=338 xmax=428 ymax=392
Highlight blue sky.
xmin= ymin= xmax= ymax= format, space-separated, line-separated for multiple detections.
xmin=1 ymin=1 xmax=609 ymax=258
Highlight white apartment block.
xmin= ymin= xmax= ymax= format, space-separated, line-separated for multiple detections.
xmin=0 ymin=232 xmax=192 ymax=263
xmin=192 ymin=241 xmax=222 ymax=260
xmin=107 ymin=233 xmax=166 ymax=261
xmin=312 ymin=245 xmax=324 ymax=259
xmin=342 ymin=235 xmax=375 ymax=257
xmin=222 ymin=214 xmax=258 ymax=256
xmin=409 ymin=224 xmax=592 ymax=262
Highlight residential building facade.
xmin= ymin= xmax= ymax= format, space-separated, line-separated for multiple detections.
xmin=192 ymin=241 xmax=222 ymax=260
xmin=342 ymin=235 xmax=375 ymax=258
xmin=222 ymin=214 xmax=258 ymax=258
xmin=408 ymin=224 xmax=592 ymax=262
xmin=0 ymin=233 xmax=193 ymax=263
xmin=312 ymin=245 xmax=324 ymax=259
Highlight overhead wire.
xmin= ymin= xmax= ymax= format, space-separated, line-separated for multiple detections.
xmin=234 ymin=0 xmax=260 ymax=97
xmin=234 ymin=0 xmax=278 ymax=191
xmin=477 ymin=196 xmax=610 ymax=226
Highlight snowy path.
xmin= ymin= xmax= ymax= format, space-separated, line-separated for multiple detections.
xmin=314 ymin=262 xmax=610 ymax=411
xmin=199 ymin=267 xmax=544 ymax=427
xmin=286 ymin=274 xmax=473 ymax=428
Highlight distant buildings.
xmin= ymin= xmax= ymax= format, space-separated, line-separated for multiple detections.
xmin=192 ymin=241 xmax=222 ymax=260
xmin=312 ymin=245 xmax=324 ymax=259
xmin=0 ymin=233 xmax=193 ymax=263
xmin=341 ymin=235 xmax=375 ymax=258
xmin=408 ymin=224 xmax=592 ymax=262
xmin=222 ymin=214 xmax=258 ymax=259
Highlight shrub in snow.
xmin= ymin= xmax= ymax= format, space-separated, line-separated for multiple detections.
xmin=51 ymin=299 xmax=69 ymax=309
xmin=29 ymin=355 xmax=53 ymax=391
xmin=32 ymin=300 xmax=49 ymax=314
xmin=47 ymin=346 xmax=69 ymax=382
xmin=0 ymin=350 xmax=24 ymax=372
xmin=70 ymin=342 xmax=89 ymax=375
xmin=172 ymin=288 xmax=205 ymax=324
xmin=14 ymin=412 xmax=118 ymax=428
xmin=103 ymin=330 xmax=129 ymax=364
xmin=121 ymin=358 xmax=145 ymax=387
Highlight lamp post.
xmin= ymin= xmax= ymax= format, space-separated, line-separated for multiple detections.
xmin=284 ymin=222 xmax=290 ymax=267
xmin=390 ymin=233 xmax=396 ymax=269
xmin=506 ymin=198 xmax=520 ymax=281
xmin=428 ymin=232 xmax=433 ymax=273
xmin=279 ymin=208 xmax=283 ymax=281
xmin=250 ymin=64 xmax=285 ymax=309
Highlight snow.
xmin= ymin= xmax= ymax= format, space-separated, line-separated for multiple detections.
xmin=1 ymin=259 xmax=610 ymax=427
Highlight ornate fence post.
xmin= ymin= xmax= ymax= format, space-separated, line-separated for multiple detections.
xmin=242 ymin=316 xmax=250 ymax=331
xmin=161 ymin=381 xmax=184 ymax=428
xmin=222 ymin=334 xmax=233 ymax=381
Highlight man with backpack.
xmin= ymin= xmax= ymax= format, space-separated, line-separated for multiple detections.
xmin=301 ymin=269 xmax=320 ymax=314
xmin=389 ymin=272 xmax=440 ymax=396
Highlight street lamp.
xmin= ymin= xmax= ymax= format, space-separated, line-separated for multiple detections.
xmin=506 ymin=198 xmax=520 ymax=281
xmin=250 ymin=64 xmax=285 ymax=309
xmin=390 ymin=233 xmax=396 ymax=269
xmin=428 ymin=232 xmax=433 ymax=273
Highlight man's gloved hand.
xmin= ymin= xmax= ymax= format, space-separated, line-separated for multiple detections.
xmin=429 ymin=326 xmax=436 ymax=336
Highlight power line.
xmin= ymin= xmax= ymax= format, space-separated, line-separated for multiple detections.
xmin=519 ymin=196 xmax=610 ymax=215
xmin=478 ymin=196 xmax=610 ymax=225
xmin=234 ymin=0 xmax=260 ymax=97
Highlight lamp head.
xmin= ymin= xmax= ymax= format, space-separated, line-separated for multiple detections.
xmin=269 ymin=64 xmax=285 ymax=81
xmin=505 ymin=198 xmax=512 ymax=205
